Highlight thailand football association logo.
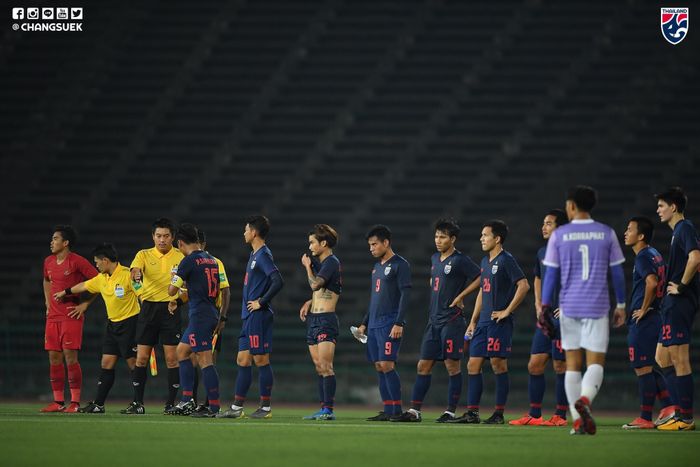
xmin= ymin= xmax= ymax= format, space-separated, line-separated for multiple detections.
xmin=444 ymin=263 xmax=452 ymax=274
xmin=661 ymin=8 xmax=689 ymax=45
xmin=492 ymin=264 xmax=499 ymax=274
xmin=384 ymin=265 xmax=391 ymax=276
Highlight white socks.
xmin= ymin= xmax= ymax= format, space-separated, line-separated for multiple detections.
xmin=581 ymin=363 xmax=604 ymax=403
xmin=565 ymin=371 xmax=582 ymax=421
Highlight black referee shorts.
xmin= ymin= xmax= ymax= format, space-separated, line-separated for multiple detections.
xmin=103 ymin=314 xmax=138 ymax=358
xmin=136 ymin=301 xmax=182 ymax=346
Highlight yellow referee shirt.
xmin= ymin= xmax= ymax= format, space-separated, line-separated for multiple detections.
xmin=214 ymin=256 xmax=230 ymax=309
xmin=84 ymin=264 xmax=141 ymax=322
xmin=129 ymin=247 xmax=184 ymax=302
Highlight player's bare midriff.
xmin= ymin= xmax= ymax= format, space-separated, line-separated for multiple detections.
xmin=310 ymin=288 xmax=339 ymax=313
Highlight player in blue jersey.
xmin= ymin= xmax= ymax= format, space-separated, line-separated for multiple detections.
xmin=393 ymin=219 xmax=481 ymax=423
xmin=300 ymin=224 xmax=342 ymax=421
xmin=511 ymin=210 xmax=569 ymax=427
xmin=354 ymin=225 xmax=412 ymax=421
xmin=621 ymin=216 xmax=676 ymax=429
xmin=218 ymin=216 xmax=284 ymax=420
xmin=167 ymin=224 xmax=224 ymax=417
xmin=655 ymin=187 xmax=700 ymax=431
xmin=540 ymin=186 xmax=627 ymax=435
xmin=450 ymin=220 xmax=529 ymax=425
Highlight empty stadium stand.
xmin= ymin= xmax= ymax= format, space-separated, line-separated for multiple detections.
xmin=1 ymin=0 xmax=698 ymax=409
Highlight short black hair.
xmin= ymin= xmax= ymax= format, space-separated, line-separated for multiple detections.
xmin=566 ymin=185 xmax=597 ymax=213
xmin=434 ymin=218 xmax=460 ymax=238
xmin=245 ymin=215 xmax=271 ymax=239
xmin=151 ymin=217 xmax=176 ymax=235
xmin=175 ymin=223 xmax=199 ymax=245
xmin=483 ymin=219 xmax=509 ymax=244
xmin=197 ymin=229 xmax=207 ymax=245
xmin=629 ymin=216 xmax=654 ymax=243
xmin=547 ymin=209 xmax=568 ymax=228
xmin=92 ymin=243 xmax=118 ymax=262
xmin=53 ymin=225 xmax=77 ymax=248
xmin=655 ymin=186 xmax=687 ymax=214
xmin=309 ymin=224 xmax=338 ymax=248
xmin=366 ymin=224 xmax=392 ymax=242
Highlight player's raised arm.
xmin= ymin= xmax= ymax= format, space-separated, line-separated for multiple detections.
xmin=302 ymin=253 xmax=326 ymax=291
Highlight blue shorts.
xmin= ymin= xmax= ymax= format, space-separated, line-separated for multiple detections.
xmin=238 ymin=310 xmax=274 ymax=355
xmin=419 ymin=319 xmax=466 ymax=361
xmin=470 ymin=320 xmax=513 ymax=358
xmin=530 ymin=321 xmax=564 ymax=360
xmin=366 ymin=324 xmax=401 ymax=363
xmin=181 ymin=313 xmax=218 ymax=353
xmin=627 ymin=311 xmax=661 ymax=368
xmin=306 ymin=312 xmax=339 ymax=346
xmin=660 ymin=295 xmax=697 ymax=346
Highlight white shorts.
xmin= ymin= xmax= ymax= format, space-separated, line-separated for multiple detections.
xmin=559 ymin=311 xmax=609 ymax=353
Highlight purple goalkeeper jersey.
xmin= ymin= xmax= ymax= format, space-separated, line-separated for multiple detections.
xmin=543 ymin=219 xmax=625 ymax=319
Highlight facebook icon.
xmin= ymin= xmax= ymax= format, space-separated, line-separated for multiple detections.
xmin=12 ymin=8 xmax=24 ymax=20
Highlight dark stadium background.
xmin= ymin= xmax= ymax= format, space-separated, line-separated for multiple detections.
xmin=1 ymin=0 xmax=697 ymax=411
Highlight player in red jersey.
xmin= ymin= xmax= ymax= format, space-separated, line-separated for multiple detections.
xmin=41 ymin=225 xmax=98 ymax=413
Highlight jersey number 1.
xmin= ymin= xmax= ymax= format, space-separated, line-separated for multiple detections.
xmin=578 ymin=245 xmax=590 ymax=281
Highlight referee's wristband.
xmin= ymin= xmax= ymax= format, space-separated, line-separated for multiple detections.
xmin=64 ymin=288 xmax=72 ymax=295
xmin=176 ymin=298 xmax=184 ymax=307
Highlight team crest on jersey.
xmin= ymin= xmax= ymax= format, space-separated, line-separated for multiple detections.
xmin=384 ymin=265 xmax=392 ymax=276
xmin=661 ymin=8 xmax=689 ymax=45
xmin=444 ymin=263 xmax=452 ymax=274
xmin=251 ymin=260 xmax=256 ymax=269
xmin=492 ymin=263 xmax=499 ymax=274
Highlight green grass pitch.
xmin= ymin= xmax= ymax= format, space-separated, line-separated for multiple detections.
xmin=1 ymin=404 xmax=696 ymax=467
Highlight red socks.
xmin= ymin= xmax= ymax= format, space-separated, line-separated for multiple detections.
xmin=50 ymin=363 xmax=65 ymax=403
xmin=67 ymin=363 xmax=82 ymax=403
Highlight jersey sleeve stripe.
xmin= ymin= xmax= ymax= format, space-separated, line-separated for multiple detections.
xmin=542 ymin=260 xmax=559 ymax=268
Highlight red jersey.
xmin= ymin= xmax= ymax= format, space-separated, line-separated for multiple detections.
xmin=43 ymin=252 xmax=98 ymax=322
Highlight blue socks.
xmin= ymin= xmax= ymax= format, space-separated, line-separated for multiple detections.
xmin=234 ymin=365 xmax=252 ymax=406
xmin=677 ymin=374 xmax=694 ymax=421
xmin=555 ymin=372 xmax=568 ymax=417
xmin=378 ymin=372 xmax=391 ymax=414
xmin=447 ymin=373 xmax=462 ymax=413
xmin=467 ymin=373 xmax=483 ymax=410
xmin=178 ymin=359 xmax=194 ymax=402
xmin=384 ymin=369 xmax=402 ymax=415
xmin=661 ymin=366 xmax=679 ymax=408
xmin=653 ymin=367 xmax=674 ymax=408
xmin=528 ymin=374 xmax=545 ymax=418
xmin=323 ymin=375 xmax=336 ymax=412
xmin=201 ymin=365 xmax=220 ymax=412
xmin=495 ymin=372 xmax=509 ymax=413
xmin=410 ymin=374 xmax=431 ymax=411
xmin=638 ymin=372 xmax=656 ymax=420
xmin=258 ymin=364 xmax=274 ymax=407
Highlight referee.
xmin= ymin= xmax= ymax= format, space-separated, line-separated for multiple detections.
xmin=53 ymin=243 xmax=141 ymax=413
xmin=123 ymin=218 xmax=185 ymax=414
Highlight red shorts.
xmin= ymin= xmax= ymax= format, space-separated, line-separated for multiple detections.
xmin=45 ymin=320 xmax=84 ymax=351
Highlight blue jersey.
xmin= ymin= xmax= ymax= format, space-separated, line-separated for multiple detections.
xmin=315 ymin=254 xmax=342 ymax=295
xmin=534 ymin=246 xmax=560 ymax=309
xmin=628 ymin=246 xmax=665 ymax=322
xmin=664 ymin=219 xmax=700 ymax=305
xmin=429 ymin=251 xmax=480 ymax=325
xmin=242 ymin=245 xmax=279 ymax=319
xmin=176 ymin=250 xmax=219 ymax=318
xmin=479 ymin=250 xmax=526 ymax=325
xmin=366 ymin=254 xmax=411 ymax=328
